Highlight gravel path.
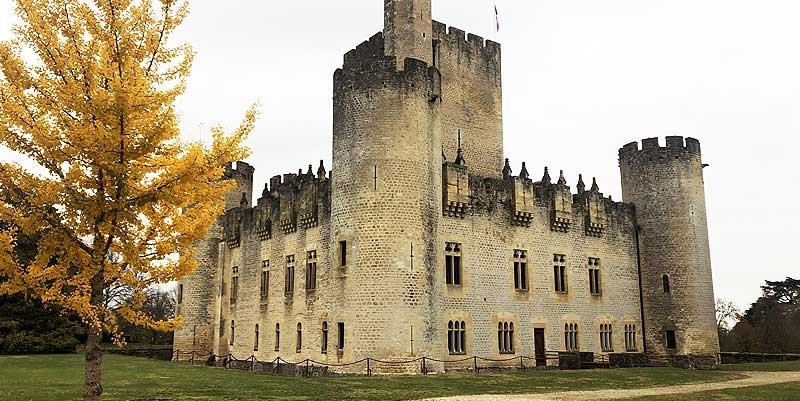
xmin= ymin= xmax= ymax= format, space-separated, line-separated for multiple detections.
xmin=422 ymin=371 xmax=800 ymax=401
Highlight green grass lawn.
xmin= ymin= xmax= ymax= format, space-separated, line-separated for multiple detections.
xmin=0 ymin=354 xmax=754 ymax=401
xmin=720 ymin=360 xmax=800 ymax=372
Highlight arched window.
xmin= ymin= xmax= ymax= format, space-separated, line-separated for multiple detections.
xmin=296 ymin=323 xmax=302 ymax=353
xmin=275 ymin=323 xmax=280 ymax=351
xmin=254 ymin=324 xmax=259 ymax=351
xmin=230 ymin=320 xmax=235 ymax=346
xmin=600 ymin=323 xmax=613 ymax=352
xmin=322 ymin=322 xmax=329 ymax=354
xmin=662 ymin=275 xmax=671 ymax=293
xmin=565 ymin=323 xmax=579 ymax=351
xmin=459 ymin=321 xmax=466 ymax=354
xmin=447 ymin=321 xmax=467 ymax=355
xmin=498 ymin=321 xmax=514 ymax=354
xmin=625 ymin=324 xmax=637 ymax=352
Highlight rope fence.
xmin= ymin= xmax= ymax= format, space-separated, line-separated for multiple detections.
xmin=170 ymin=349 xmax=578 ymax=377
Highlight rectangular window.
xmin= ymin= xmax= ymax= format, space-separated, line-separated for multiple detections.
xmin=275 ymin=323 xmax=280 ymax=351
xmin=665 ymin=330 xmax=677 ymax=350
xmin=306 ymin=250 xmax=317 ymax=291
xmin=296 ymin=323 xmax=302 ymax=353
xmin=553 ymin=254 xmax=567 ymax=293
xmin=177 ymin=284 xmax=183 ymax=304
xmin=322 ymin=322 xmax=329 ymax=354
xmin=513 ymin=250 xmax=528 ymax=291
xmin=260 ymin=260 xmax=270 ymax=299
xmin=625 ymin=324 xmax=638 ymax=352
xmin=285 ymin=255 xmax=295 ymax=294
xmin=445 ymin=242 xmax=462 ymax=286
xmin=254 ymin=324 xmax=259 ymax=351
xmin=588 ymin=258 xmax=601 ymax=296
xmin=339 ymin=241 xmax=347 ymax=267
xmin=337 ymin=322 xmax=345 ymax=351
xmin=231 ymin=266 xmax=239 ymax=303
xmin=230 ymin=320 xmax=235 ymax=345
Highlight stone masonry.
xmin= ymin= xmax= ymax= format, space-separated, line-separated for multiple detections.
xmin=174 ymin=0 xmax=720 ymax=371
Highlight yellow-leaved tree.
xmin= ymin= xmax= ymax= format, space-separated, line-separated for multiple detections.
xmin=0 ymin=0 xmax=255 ymax=400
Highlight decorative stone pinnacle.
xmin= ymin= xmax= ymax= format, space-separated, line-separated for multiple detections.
xmin=317 ymin=160 xmax=327 ymax=179
xmin=502 ymin=158 xmax=512 ymax=179
xmin=262 ymin=183 xmax=269 ymax=197
xmin=577 ymin=174 xmax=586 ymax=194
xmin=591 ymin=177 xmax=600 ymax=192
xmin=557 ymin=170 xmax=567 ymax=186
xmin=455 ymin=130 xmax=466 ymax=166
xmin=542 ymin=167 xmax=551 ymax=183
xmin=307 ymin=164 xmax=314 ymax=176
xmin=519 ymin=162 xmax=529 ymax=180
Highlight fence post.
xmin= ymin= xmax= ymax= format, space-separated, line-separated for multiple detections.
xmin=367 ymin=358 xmax=371 ymax=377
xmin=520 ymin=356 xmax=524 ymax=370
xmin=473 ymin=356 xmax=478 ymax=373
xmin=276 ymin=357 xmax=280 ymax=374
xmin=251 ymin=356 xmax=256 ymax=372
xmin=422 ymin=357 xmax=427 ymax=375
xmin=190 ymin=350 xmax=195 ymax=366
xmin=305 ymin=359 xmax=310 ymax=378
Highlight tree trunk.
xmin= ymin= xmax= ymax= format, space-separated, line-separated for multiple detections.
xmin=84 ymin=268 xmax=105 ymax=401
xmin=84 ymin=324 xmax=103 ymax=401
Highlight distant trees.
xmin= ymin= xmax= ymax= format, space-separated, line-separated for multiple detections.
xmin=721 ymin=278 xmax=800 ymax=354
xmin=0 ymin=221 xmax=83 ymax=354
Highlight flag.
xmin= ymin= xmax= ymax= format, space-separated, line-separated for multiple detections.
xmin=495 ymin=3 xmax=500 ymax=32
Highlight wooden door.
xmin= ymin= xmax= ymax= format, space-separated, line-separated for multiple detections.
xmin=534 ymin=328 xmax=546 ymax=367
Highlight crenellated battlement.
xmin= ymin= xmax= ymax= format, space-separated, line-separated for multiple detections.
xmin=221 ymin=161 xmax=331 ymax=248
xmin=619 ymin=136 xmax=702 ymax=162
xmin=443 ymin=160 xmax=634 ymax=236
xmin=432 ymin=20 xmax=501 ymax=59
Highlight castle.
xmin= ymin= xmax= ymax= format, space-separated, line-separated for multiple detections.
xmin=174 ymin=0 xmax=720 ymax=371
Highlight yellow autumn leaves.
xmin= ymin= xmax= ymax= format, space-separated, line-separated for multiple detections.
xmin=0 ymin=0 xmax=255 ymax=345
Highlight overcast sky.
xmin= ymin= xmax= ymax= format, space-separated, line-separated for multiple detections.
xmin=1 ymin=0 xmax=798 ymax=311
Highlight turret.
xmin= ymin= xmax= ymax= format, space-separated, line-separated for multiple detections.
xmin=332 ymin=30 xmax=441 ymax=362
xmin=384 ymin=0 xmax=433 ymax=68
xmin=619 ymin=136 xmax=719 ymax=367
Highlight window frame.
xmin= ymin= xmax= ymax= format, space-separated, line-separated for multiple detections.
xmin=285 ymin=255 xmax=295 ymax=295
xmin=445 ymin=242 xmax=463 ymax=286
xmin=588 ymin=258 xmax=601 ymax=296
xmin=553 ymin=254 xmax=567 ymax=293
xmin=513 ymin=249 xmax=528 ymax=291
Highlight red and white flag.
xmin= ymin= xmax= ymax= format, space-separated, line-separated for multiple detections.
xmin=495 ymin=3 xmax=500 ymax=32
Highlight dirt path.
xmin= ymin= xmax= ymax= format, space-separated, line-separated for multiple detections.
xmin=423 ymin=371 xmax=800 ymax=401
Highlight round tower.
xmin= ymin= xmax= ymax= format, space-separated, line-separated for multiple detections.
xmin=331 ymin=30 xmax=442 ymax=365
xmin=619 ymin=136 xmax=719 ymax=367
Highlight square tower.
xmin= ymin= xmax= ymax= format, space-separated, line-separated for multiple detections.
xmin=384 ymin=0 xmax=433 ymax=67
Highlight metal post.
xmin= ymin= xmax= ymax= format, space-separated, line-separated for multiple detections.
xmin=251 ymin=356 xmax=256 ymax=372
xmin=422 ymin=357 xmax=427 ymax=375
xmin=473 ymin=356 xmax=478 ymax=373
xmin=276 ymin=357 xmax=280 ymax=374
xmin=520 ymin=356 xmax=524 ymax=370
xmin=367 ymin=358 xmax=371 ymax=376
xmin=190 ymin=350 xmax=195 ymax=366
xmin=305 ymin=359 xmax=310 ymax=378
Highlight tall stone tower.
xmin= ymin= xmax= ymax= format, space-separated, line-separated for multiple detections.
xmin=330 ymin=0 xmax=441 ymax=363
xmin=619 ymin=137 xmax=719 ymax=367
xmin=384 ymin=0 xmax=433 ymax=67
xmin=173 ymin=162 xmax=254 ymax=354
